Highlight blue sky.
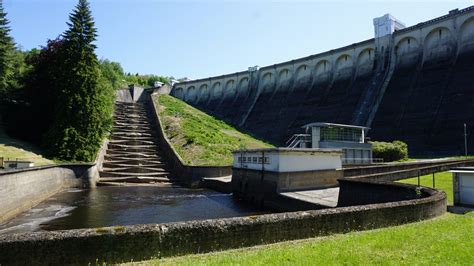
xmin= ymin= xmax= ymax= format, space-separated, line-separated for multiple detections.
xmin=6 ymin=0 xmax=473 ymax=79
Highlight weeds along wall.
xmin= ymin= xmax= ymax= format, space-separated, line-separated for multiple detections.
xmin=171 ymin=7 xmax=474 ymax=156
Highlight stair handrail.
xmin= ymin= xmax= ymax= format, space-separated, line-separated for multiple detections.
xmin=286 ymin=134 xmax=311 ymax=148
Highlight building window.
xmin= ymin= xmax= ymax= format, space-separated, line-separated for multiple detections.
xmin=264 ymin=157 xmax=270 ymax=164
xmin=253 ymin=157 xmax=258 ymax=163
xmin=320 ymin=126 xmax=363 ymax=143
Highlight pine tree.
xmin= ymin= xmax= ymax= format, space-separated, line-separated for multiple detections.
xmin=0 ymin=0 xmax=15 ymax=95
xmin=45 ymin=0 xmax=114 ymax=161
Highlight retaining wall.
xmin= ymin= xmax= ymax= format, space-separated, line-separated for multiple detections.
xmin=343 ymin=159 xmax=474 ymax=177
xmin=0 ymin=164 xmax=96 ymax=223
xmin=344 ymin=159 xmax=474 ymax=182
xmin=0 ymin=178 xmax=446 ymax=265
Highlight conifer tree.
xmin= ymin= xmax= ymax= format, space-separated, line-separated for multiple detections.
xmin=0 ymin=0 xmax=15 ymax=95
xmin=45 ymin=0 xmax=114 ymax=161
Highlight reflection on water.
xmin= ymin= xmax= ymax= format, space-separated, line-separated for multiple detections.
xmin=0 ymin=186 xmax=267 ymax=235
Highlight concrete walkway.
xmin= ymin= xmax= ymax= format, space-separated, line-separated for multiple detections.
xmin=280 ymin=187 xmax=339 ymax=208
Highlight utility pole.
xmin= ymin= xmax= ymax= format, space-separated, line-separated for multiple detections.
xmin=464 ymin=123 xmax=468 ymax=156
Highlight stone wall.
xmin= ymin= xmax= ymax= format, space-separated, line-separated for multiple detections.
xmin=0 ymin=179 xmax=446 ymax=265
xmin=0 ymin=164 xmax=95 ymax=223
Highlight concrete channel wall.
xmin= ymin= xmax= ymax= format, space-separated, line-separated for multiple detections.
xmin=343 ymin=159 xmax=474 ymax=181
xmin=0 ymin=164 xmax=96 ymax=223
xmin=0 ymin=178 xmax=446 ymax=265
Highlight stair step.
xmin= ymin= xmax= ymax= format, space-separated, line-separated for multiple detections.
xmin=102 ymin=166 xmax=168 ymax=173
xmin=109 ymin=135 xmax=155 ymax=141
xmin=113 ymin=120 xmax=150 ymax=125
xmin=109 ymin=139 xmax=156 ymax=145
xmin=104 ymin=154 xmax=163 ymax=160
xmin=99 ymin=171 xmax=171 ymax=178
xmin=113 ymin=128 xmax=155 ymax=134
xmin=105 ymin=149 xmax=161 ymax=155
xmin=111 ymin=132 xmax=154 ymax=137
xmin=102 ymin=162 xmax=166 ymax=168
xmin=113 ymin=126 xmax=152 ymax=132
xmin=99 ymin=176 xmax=173 ymax=183
xmin=97 ymin=181 xmax=176 ymax=187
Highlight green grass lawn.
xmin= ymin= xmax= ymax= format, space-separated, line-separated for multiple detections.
xmin=398 ymin=171 xmax=453 ymax=204
xmin=0 ymin=121 xmax=53 ymax=167
xmin=143 ymin=212 xmax=474 ymax=265
xmin=154 ymin=94 xmax=272 ymax=166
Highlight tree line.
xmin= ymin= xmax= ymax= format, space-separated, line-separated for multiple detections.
xmin=0 ymin=0 xmax=167 ymax=162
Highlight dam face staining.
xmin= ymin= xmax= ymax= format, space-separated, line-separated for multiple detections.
xmin=172 ymin=7 xmax=474 ymax=157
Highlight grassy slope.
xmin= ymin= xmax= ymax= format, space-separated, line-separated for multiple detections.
xmin=398 ymin=171 xmax=453 ymax=204
xmin=154 ymin=94 xmax=272 ymax=166
xmin=148 ymin=212 xmax=473 ymax=265
xmin=0 ymin=121 xmax=53 ymax=166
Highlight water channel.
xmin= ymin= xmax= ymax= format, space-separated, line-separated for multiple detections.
xmin=0 ymin=186 xmax=267 ymax=235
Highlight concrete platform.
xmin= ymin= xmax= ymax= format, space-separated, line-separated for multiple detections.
xmin=279 ymin=187 xmax=339 ymax=208
xmin=202 ymin=175 xmax=232 ymax=193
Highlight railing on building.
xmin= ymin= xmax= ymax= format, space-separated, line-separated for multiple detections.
xmin=342 ymin=157 xmax=384 ymax=165
xmin=286 ymin=134 xmax=312 ymax=148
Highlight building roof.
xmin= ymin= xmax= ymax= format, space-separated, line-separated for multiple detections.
xmin=301 ymin=122 xmax=369 ymax=130
xmin=449 ymin=167 xmax=474 ymax=173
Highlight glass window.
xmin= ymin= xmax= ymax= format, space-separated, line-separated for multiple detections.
xmin=320 ymin=126 xmax=362 ymax=142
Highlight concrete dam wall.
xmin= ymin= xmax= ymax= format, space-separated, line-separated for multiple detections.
xmin=171 ymin=7 xmax=474 ymax=156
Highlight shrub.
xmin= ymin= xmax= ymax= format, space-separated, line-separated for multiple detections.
xmin=370 ymin=140 xmax=408 ymax=162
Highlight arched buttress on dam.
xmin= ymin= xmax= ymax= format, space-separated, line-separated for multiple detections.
xmin=172 ymin=7 xmax=474 ymax=156
xmin=371 ymin=15 xmax=474 ymax=156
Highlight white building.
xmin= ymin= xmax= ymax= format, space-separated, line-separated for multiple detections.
xmin=450 ymin=167 xmax=474 ymax=206
xmin=298 ymin=122 xmax=373 ymax=165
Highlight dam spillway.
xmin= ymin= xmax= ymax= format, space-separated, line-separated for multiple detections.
xmin=171 ymin=7 xmax=474 ymax=157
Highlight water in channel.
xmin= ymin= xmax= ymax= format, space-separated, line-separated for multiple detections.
xmin=0 ymin=186 xmax=267 ymax=235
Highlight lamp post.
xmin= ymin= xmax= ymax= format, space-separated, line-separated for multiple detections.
xmin=464 ymin=123 xmax=468 ymax=156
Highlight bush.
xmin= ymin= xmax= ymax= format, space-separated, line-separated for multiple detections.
xmin=370 ymin=140 xmax=408 ymax=162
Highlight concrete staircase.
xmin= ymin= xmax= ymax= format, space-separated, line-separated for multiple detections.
xmin=99 ymin=101 xmax=175 ymax=185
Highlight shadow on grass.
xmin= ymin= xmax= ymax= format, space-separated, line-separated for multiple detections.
xmin=0 ymin=117 xmax=53 ymax=164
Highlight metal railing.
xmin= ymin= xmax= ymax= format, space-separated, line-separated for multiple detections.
xmin=342 ymin=157 xmax=384 ymax=165
xmin=286 ymin=134 xmax=311 ymax=148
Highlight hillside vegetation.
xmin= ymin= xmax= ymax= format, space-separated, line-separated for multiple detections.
xmin=154 ymin=94 xmax=272 ymax=166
